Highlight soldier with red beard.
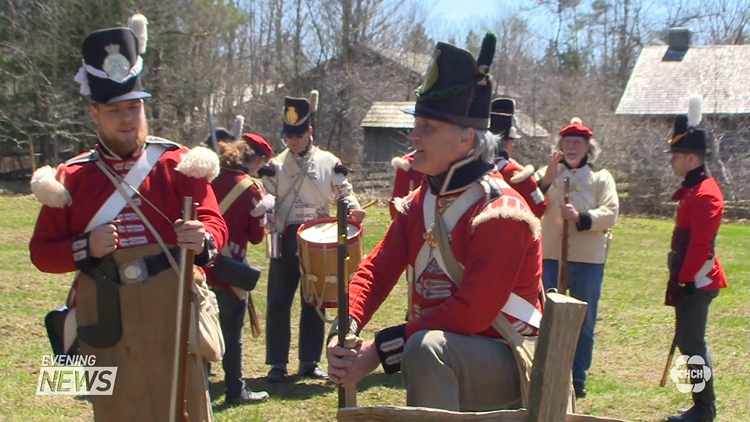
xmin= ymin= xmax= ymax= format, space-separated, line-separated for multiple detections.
xmin=30 ymin=16 xmax=226 ymax=421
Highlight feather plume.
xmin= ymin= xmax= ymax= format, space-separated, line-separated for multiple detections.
xmin=128 ymin=14 xmax=148 ymax=54
xmin=232 ymin=115 xmax=244 ymax=140
xmin=309 ymin=89 xmax=319 ymax=114
xmin=477 ymin=31 xmax=498 ymax=72
xmin=74 ymin=65 xmax=91 ymax=96
xmin=570 ymin=117 xmax=583 ymax=125
xmin=687 ymin=94 xmax=702 ymax=127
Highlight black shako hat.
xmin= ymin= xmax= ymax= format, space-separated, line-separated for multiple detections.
xmin=403 ymin=31 xmax=497 ymax=130
xmin=203 ymin=127 xmax=235 ymax=148
xmin=75 ymin=14 xmax=150 ymax=104
xmin=489 ymin=98 xmax=521 ymax=140
xmin=280 ymin=90 xmax=319 ymax=135
xmin=667 ymin=95 xmax=708 ymax=155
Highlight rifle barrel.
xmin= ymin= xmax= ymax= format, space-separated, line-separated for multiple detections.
xmin=559 ymin=177 xmax=570 ymax=295
xmin=336 ymin=198 xmax=356 ymax=408
xmin=170 ymin=198 xmax=196 ymax=422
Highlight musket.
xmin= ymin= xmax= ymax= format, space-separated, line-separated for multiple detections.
xmin=247 ymin=294 xmax=262 ymax=338
xmin=660 ymin=333 xmax=678 ymax=387
xmin=336 ymin=197 xmax=357 ymax=408
xmin=169 ymin=198 xmax=197 ymax=422
xmin=207 ymin=106 xmax=220 ymax=154
xmin=559 ymin=177 xmax=570 ymax=295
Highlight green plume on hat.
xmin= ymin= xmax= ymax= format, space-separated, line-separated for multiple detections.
xmin=477 ymin=31 xmax=497 ymax=72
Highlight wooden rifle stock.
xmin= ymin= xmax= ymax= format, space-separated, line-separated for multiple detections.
xmin=559 ymin=177 xmax=570 ymax=295
xmin=660 ymin=334 xmax=678 ymax=387
xmin=336 ymin=198 xmax=357 ymax=408
xmin=247 ymin=293 xmax=262 ymax=338
xmin=170 ymin=198 xmax=197 ymax=422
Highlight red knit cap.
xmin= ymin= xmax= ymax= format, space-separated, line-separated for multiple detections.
xmin=559 ymin=117 xmax=593 ymax=138
xmin=242 ymin=133 xmax=273 ymax=157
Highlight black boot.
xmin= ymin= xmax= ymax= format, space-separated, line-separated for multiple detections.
xmin=666 ymin=404 xmax=715 ymax=422
xmin=226 ymin=389 xmax=269 ymax=405
xmin=573 ymin=380 xmax=587 ymax=399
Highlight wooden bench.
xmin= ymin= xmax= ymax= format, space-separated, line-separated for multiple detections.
xmin=337 ymin=293 xmax=628 ymax=422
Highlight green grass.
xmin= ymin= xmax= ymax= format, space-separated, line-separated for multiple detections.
xmin=0 ymin=195 xmax=747 ymax=421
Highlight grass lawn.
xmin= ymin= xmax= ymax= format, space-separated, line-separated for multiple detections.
xmin=0 ymin=195 xmax=747 ymax=421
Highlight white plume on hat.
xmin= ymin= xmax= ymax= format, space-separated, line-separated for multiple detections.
xmin=74 ymin=64 xmax=91 ymax=95
xmin=128 ymin=13 xmax=149 ymax=54
xmin=30 ymin=165 xmax=71 ymax=208
xmin=232 ymin=115 xmax=245 ymax=140
xmin=309 ymin=89 xmax=319 ymax=113
xmin=570 ymin=117 xmax=583 ymax=125
xmin=687 ymin=94 xmax=702 ymax=127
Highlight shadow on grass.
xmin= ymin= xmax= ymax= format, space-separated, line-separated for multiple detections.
xmin=357 ymin=372 xmax=404 ymax=392
xmin=209 ymin=372 xmax=404 ymax=413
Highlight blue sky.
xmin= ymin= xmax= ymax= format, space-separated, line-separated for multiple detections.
xmin=416 ymin=0 xmax=537 ymax=43
xmin=423 ymin=0 xmax=506 ymax=23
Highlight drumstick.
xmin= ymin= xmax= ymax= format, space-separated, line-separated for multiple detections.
xmin=360 ymin=199 xmax=377 ymax=210
xmin=321 ymin=200 xmax=377 ymax=233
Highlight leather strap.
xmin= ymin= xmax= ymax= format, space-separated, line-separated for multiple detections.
xmin=95 ymin=160 xmax=179 ymax=273
xmin=218 ymin=177 xmax=254 ymax=214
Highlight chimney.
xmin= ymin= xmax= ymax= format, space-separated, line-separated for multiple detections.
xmin=663 ymin=27 xmax=691 ymax=61
xmin=668 ymin=27 xmax=691 ymax=50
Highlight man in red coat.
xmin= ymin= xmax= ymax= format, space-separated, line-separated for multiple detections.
xmin=664 ymin=96 xmax=726 ymax=422
xmin=490 ymin=98 xmax=546 ymax=218
xmin=327 ymin=32 xmax=543 ymax=411
xmin=389 ymin=152 xmax=425 ymax=220
xmin=204 ymin=132 xmax=275 ymax=405
xmin=29 ymin=17 xmax=226 ymax=421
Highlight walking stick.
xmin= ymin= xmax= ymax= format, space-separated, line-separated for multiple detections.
xmin=558 ymin=177 xmax=570 ymax=295
xmin=660 ymin=334 xmax=678 ymax=387
xmin=336 ymin=197 xmax=357 ymax=408
xmin=169 ymin=198 xmax=197 ymax=422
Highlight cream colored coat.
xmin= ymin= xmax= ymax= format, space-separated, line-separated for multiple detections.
xmin=263 ymin=145 xmax=359 ymax=230
xmin=535 ymin=164 xmax=619 ymax=264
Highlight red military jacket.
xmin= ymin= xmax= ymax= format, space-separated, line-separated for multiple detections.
xmin=671 ymin=167 xmax=727 ymax=290
xmin=496 ymin=155 xmax=547 ymax=218
xmin=205 ymin=169 xmax=271 ymax=295
xmin=390 ymin=153 xmax=425 ymax=220
xmin=29 ymin=140 xmax=227 ymax=279
xmin=348 ymin=157 xmax=543 ymax=373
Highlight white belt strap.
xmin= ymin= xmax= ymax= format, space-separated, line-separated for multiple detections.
xmin=85 ymin=144 xmax=167 ymax=232
xmin=414 ymin=184 xmax=484 ymax=278
xmin=694 ymin=257 xmax=716 ymax=289
xmin=414 ymin=183 xmax=542 ymax=329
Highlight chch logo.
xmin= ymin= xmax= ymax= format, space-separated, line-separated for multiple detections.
xmin=669 ymin=355 xmax=712 ymax=393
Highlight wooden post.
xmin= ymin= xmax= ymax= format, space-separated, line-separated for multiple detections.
xmin=337 ymin=407 xmax=628 ymax=421
xmin=526 ymin=293 xmax=588 ymax=422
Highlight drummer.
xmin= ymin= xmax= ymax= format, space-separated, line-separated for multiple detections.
xmin=261 ymin=92 xmax=366 ymax=383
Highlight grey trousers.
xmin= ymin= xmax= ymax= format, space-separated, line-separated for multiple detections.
xmin=401 ymin=330 xmax=521 ymax=412
xmin=265 ymin=224 xmax=325 ymax=366
xmin=675 ymin=289 xmax=719 ymax=409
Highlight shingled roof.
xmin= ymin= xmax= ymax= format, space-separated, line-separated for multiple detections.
xmin=362 ymin=101 xmax=551 ymax=138
xmin=616 ymin=44 xmax=750 ymax=116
